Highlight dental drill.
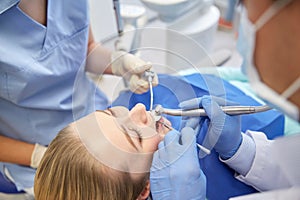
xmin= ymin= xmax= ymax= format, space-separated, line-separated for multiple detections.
xmin=151 ymin=104 xmax=272 ymax=156
xmin=153 ymin=104 xmax=272 ymax=117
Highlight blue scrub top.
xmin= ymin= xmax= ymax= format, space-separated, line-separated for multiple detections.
xmin=0 ymin=0 xmax=19 ymax=14
xmin=0 ymin=0 xmax=108 ymax=190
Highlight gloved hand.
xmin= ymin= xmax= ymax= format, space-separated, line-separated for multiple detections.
xmin=30 ymin=143 xmax=47 ymax=168
xmin=150 ymin=127 xmax=206 ymax=200
xmin=111 ymin=51 xmax=158 ymax=94
xmin=180 ymin=95 xmax=242 ymax=160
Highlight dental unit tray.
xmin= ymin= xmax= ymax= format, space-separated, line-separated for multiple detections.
xmin=154 ymin=104 xmax=272 ymax=117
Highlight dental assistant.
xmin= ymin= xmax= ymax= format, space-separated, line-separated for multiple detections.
xmin=151 ymin=0 xmax=300 ymax=198
xmin=0 ymin=0 xmax=158 ymax=195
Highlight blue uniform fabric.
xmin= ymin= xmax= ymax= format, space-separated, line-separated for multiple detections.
xmin=0 ymin=0 xmax=19 ymax=14
xmin=113 ymin=73 xmax=284 ymax=200
xmin=0 ymin=0 xmax=108 ymax=191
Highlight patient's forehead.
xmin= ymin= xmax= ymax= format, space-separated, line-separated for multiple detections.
xmin=71 ymin=111 xmax=152 ymax=172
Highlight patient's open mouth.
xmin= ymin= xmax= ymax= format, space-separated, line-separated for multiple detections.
xmin=156 ymin=117 xmax=172 ymax=133
xmin=155 ymin=118 xmax=163 ymax=132
xmin=148 ymin=110 xmax=172 ymax=134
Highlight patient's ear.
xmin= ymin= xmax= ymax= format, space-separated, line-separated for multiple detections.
xmin=137 ymin=180 xmax=150 ymax=200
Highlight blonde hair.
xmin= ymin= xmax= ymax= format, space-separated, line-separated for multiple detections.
xmin=34 ymin=125 xmax=149 ymax=200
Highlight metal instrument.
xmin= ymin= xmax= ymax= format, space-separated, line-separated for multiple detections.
xmin=144 ymin=69 xmax=155 ymax=111
xmin=155 ymin=116 xmax=211 ymax=155
xmin=151 ymin=104 xmax=272 ymax=156
xmin=154 ymin=104 xmax=272 ymax=118
xmin=112 ymin=0 xmax=124 ymax=36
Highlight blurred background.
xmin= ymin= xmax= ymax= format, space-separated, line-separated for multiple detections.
xmin=88 ymin=0 xmax=243 ymax=102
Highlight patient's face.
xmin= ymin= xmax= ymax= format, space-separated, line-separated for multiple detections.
xmin=96 ymin=103 xmax=171 ymax=154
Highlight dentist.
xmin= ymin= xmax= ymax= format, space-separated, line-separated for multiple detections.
xmin=150 ymin=0 xmax=299 ymax=198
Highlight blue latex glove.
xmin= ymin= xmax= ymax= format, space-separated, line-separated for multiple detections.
xmin=150 ymin=127 xmax=206 ymax=200
xmin=179 ymin=95 xmax=242 ymax=159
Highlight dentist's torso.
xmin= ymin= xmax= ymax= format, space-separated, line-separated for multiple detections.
xmin=0 ymin=0 xmax=108 ymax=190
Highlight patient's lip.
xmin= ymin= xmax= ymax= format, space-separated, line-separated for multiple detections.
xmin=148 ymin=111 xmax=172 ymax=134
xmin=156 ymin=118 xmax=163 ymax=133
xmin=157 ymin=117 xmax=172 ymax=135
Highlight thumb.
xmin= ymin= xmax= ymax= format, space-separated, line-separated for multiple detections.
xmin=124 ymin=54 xmax=152 ymax=74
xmin=180 ymin=127 xmax=196 ymax=148
xmin=132 ymin=62 xmax=152 ymax=74
xmin=128 ymin=75 xmax=148 ymax=94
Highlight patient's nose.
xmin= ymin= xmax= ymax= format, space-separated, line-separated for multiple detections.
xmin=129 ymin=103 xmax=148 ymax=125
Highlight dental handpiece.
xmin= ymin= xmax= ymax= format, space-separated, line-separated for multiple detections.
xmin=152 ymin=104 xmax=271 ymax=156
xmin=155 ymin=116 xmax=211 ymax=155
xmin=154 ymin=104 xmax=272 ymax=117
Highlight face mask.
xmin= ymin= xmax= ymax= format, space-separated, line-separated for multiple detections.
xmin=0 ymin=0 xmax=19 ymax=14
xmin=238 ymin=0 xmax=300 ymax=121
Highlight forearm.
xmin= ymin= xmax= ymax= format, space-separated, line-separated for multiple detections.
xmin=0 ymin=135 xmax=34 ymax=166
xmin=85 ymin=26 xmax=113 ymax=75
xmin=221 ymin=133 xmax=255 ymax=176
xmin=223 ymin=131 xmax=291 ymax=191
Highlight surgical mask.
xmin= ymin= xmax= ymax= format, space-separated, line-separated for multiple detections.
xmin=239 ymin=0 xmax=300 ymax=121
xmin=0 ymin=0 xmax=19 ymax=14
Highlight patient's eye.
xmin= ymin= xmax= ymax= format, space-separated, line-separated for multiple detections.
xmin=128 ymin=127 xmax=143 ymax=145
xmin=107 ymin=108 xmax=115 ymax=116
xmin=108 ymin=107 xmax=129 ymax=117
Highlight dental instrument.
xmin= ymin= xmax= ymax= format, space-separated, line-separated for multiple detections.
xmin=144 ymin=69 xmax=155 ymax=111
xmin=151 ymin=104 xmax=271 ymax=156
xmin=196 ymin=144 xmax=211 ymax=155
xmin=112 ymin=0 xmax=124 ymax=36
xmin=156 ymin=120 xmax=211 ymax=155
xmin=154 ymin=104 xmax=272 ymax=117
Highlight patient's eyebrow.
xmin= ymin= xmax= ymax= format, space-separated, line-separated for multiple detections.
xmin=97 ymin=110 xmax=139 ymax=151
xmin=97 ymin=110 xmax=111 ymax=116
xmin=120 ymin=125 xmax=139 ymax=151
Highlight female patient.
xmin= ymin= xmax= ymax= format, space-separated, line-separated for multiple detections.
xmin=34 ymin=104 xmax=203 ymax=200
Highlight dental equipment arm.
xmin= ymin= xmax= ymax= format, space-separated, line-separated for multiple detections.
xmin=112 ymin=1 xmax=159 ymax=94
xmin=113 ymin=0 xmax=123 ymax=36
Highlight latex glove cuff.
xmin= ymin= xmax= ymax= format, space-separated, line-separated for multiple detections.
xmin=111 ymin=51 xmax=128 ymax=76
xmin=30 ymin=143 xmax=47 ymax=168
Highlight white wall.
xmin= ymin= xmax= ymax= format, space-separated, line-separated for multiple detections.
xmin=88 ymin=0 xmax=117 ymax=42
xmin=88 ymin=0 xmax=147 ymax=43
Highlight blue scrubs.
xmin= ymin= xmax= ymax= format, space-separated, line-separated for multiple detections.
xmin=0 ymin=0 xmax=108 ymax=191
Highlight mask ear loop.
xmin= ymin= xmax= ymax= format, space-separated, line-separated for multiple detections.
xmin=282 ymin=77 xmax=300 ymax=99
xmin=254 ymin=0 xmax=293 ymax=30
xmin=252 ymin=0 xmax=297 ymax=100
